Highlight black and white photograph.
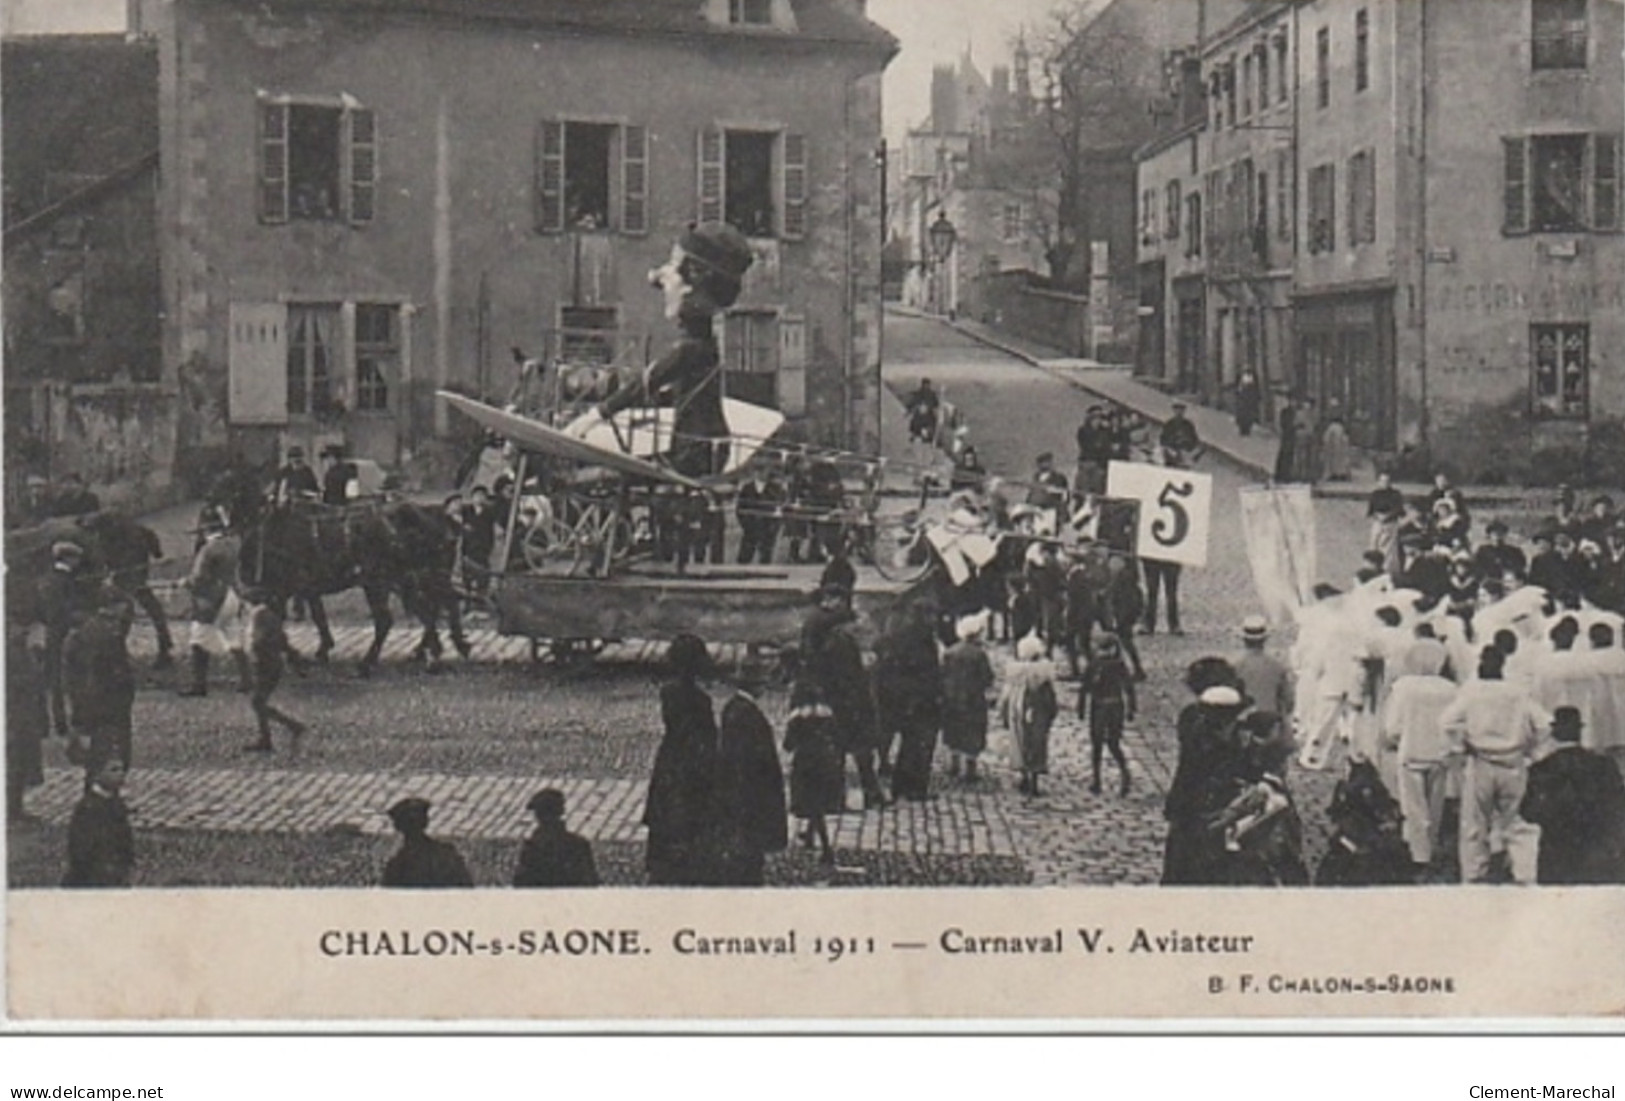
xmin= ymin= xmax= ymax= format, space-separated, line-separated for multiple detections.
xmin=3 ymin=0 xmax=1624 ymax=1026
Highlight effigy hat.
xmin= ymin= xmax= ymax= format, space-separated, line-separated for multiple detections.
xmin=679 ymin=221 xmax=755 ymax=281
xmin=1241 ymin=615 xmax=1269 ymax=641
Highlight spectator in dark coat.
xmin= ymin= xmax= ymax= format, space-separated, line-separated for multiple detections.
xmin=1161 ymin=661 xmax=1249 ymax=886
xmin=941 ymin=612 xmax=995 ymax=783
xmin=6 ymin=611 xmax=48 ymax=822
xmin=63 ymin=759 xmax=134 ymax=888
xmin=381 ymin=797 xmax=474 ymax=888
xmin=1520 ymin=707 xmax=1625 ymax=885
xmin=1273 ymin=400 xmax=1298 ymax=483
xmin=1234 ymin=372 xmax=1261 ymax=437
xmin=320 ymin=445 xmax=358 ymax=506
xmin=513 ymin=789 xmax=599 ymax=888
xmin=785 ymin=678 xmax=845 ymax=863
xmin=241 ymin=588 xmax=308 ymax=754
xmin=735 ymin=465 xmax=785 ymax=565
xmin=1103 ymin=554 xmax=1148 ymax=679
xmin=643 ymin=634 xmax=721 ymax=884
xmin=802 ymin=587 xmax=886 ymax=809
xmin=1473 ymin=520 xmax=1528 ymax=585
xmin=62 ymin=586 xmax=136 ymax=777
xmin=41 ymin=540 xmax=89 ymax=740
xmin=1080 ymin=633 xmax=1135 ymax=796
xmin=713 ymin=677 xmax=788 ymax=886
xmin=459 ymin=486 xmax=501 ymax=593
xmin=874 ymin=601 xmax=942 ymax=802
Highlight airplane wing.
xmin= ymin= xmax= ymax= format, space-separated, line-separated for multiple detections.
xmin=570 ymin=399 xmax=786 ymax=475
xmin=437 ymin=392 xmax=705 ymax=490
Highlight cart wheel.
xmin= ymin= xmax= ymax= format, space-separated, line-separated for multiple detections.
xmin=521 ymin=517 xmax=585 ymax=575
xmin=869 ymin=517 xmax=934 ymax=583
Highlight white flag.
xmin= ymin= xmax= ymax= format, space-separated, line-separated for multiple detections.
xmin=1239 ymin=485 xmax=1318 ymax=626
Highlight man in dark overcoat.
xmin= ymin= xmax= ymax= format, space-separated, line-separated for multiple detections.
xmin=713 ymin=677 xmax=789 ymax=886
xmin=802 ymin=585 xmax=886 ymax=809
xmin=62 ymin=585 xmax=137 ymax=777
xmin=1520 ymin=708 xmax=1625 ymax=885
xmin=875 ymin=600 xmax=942 ymax=802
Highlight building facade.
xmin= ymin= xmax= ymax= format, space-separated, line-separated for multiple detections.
xmin=1135 ymin=0 xmax=1623 ymax=477
xmin=156 ymin=0 xmax=896 ymax=477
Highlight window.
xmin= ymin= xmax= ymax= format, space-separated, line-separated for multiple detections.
xmin=1503 ymin=133 xmax=1620 ymax=234
xmin=1348 ymin=149 xmax=1377 ymax=245
xmin=1276 ymin=148 xmax=1293 ymax=241
xmin=1003 ymin=201 xmax=1024 ymax=241
xmin=698 ymin=127 xmax=807 ymax=240
xmin=1532 ymin=0 xmax=1587 ymax=70
xmin=1242 ymin=54 xmax=1253 ymax=118
xmin=286 ymin=304 xmax=339 ymax=417
xmin=1316 ymin=27 xmax=1330 ymax=109
xmin=354 ymin=304 xmax=397 ymax=413
xmin=559 ymin=306 xmax=619 ymax=365
xmin=1256 ymin=171 xmax=1270 ymax=258
xmin=1532 ymin=323 xmax=1588 ymax=418
xmin=1308 ymin=162 xmax=1336 ymax=253
xmin=722 ymin=309 xmax=779 ymax=408
xmin=1205 ymin=170 xmax=1220 ymax=257
xmin=534 ymin=121 xmax=649 ymax=235
xmin=1210 ymin=74 xmax=1224 ymax=130
xmin=1186 ymin=192 xmax=1202 ymax=258
xmin=1276 ymin=33 xmax=1289 ymax=103
xmin=258 ymin=99 xmax=375 ymax=225
xmin=1225 ymin=60 xmax=1237 ymax=127
xmin=1258 ymin=44 xmax=1270 ymax=110
xmin=730 ymin=0 xmax=773 ymax=25
xmin=1165 ymin=182 xmax=1181 ymax=240
xmin=1355 ymin=10 xmax=1370 ymax=92
xmin=1141 ymin=188 xmax=1158 ymax=245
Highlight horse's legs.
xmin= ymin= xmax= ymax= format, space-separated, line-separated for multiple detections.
xmin=402 ymin=579 xmax=444 ymax=668
xmin=306 ymin=595 xmax=335 ymax=662
xmin=359 ymin=585 xmax=393 ymax=676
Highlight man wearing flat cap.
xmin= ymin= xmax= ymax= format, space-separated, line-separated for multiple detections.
xmin=381 ymin=797 xmax=473 ymax=888
xmin=512 ymin=789 xmax=599 ymax=888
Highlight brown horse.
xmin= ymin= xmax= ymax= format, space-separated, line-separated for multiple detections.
xmin=207 ymin=469 xmax=469 ymax=675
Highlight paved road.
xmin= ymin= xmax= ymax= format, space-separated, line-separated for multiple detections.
xmin=10 ymin=313 xmax=1373 ymax=888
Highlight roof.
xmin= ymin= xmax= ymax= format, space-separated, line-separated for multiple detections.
xmin=228 ymin=0 xmax=898 ymax=53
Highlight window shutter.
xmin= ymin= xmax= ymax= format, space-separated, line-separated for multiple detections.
xmin=346 ymin=107 xmax=376 ymax=225
xmin=621 ymin=124 xmax=649 ymax=235
xmin=1592 ymin=133 xmax=1619 ymax=231
xmin=778 ymin=313 xmax=806 ymax=416
xmin=228 ymin=302 xmax=289 ymax=425
xmin=1326 ymin=164 xmax=1336 ymax=252
xmin=698 ymin=127 xmax=724 ymax=224
xmin=258 ymin=101 xmax=289 ymax=224
xmin=781 ymin=132 xmax=807 ymax=240
xmin=1362 ymin=151 xmax=1376 ymax=243
xmin=536 ymin=120 xmax=565 ymax=233
xmin=1503 ymin=137 xmax=1528 ymax=234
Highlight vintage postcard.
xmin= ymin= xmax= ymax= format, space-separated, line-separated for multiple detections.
xmin=4 ymin=0 xmax=1624 ymax=1027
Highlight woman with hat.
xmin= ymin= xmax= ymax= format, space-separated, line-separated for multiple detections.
xmin=1001 ymin=633 xmax=1059 ymax=797
xmin=643 ymin=633 xmax=721 ymax=885
xmin=1161 ymin=660 xmax=1250 ymax=885
xmin=941 ymin=611 xmax=995 ymax=784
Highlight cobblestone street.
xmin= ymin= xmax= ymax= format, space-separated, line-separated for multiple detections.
xmin=8 ymin=313 xmax=1371 ymax=888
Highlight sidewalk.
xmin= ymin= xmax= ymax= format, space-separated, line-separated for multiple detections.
xmin=898 ymin=306 xmax=1538 ymax=508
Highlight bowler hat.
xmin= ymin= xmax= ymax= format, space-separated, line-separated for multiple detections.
xmin=679 ymin=221 xmax=755 ymax=281
xmin=1551 ymin=706 xmax=1583 ymax=740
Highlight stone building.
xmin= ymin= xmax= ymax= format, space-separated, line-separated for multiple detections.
xmin=1136 ymin=0 xmax=1623 ymax=477
xmin=153 ymin=0 xmax=897 ymax=476
xmin=2 ymin=34 xmax=173 ymax=515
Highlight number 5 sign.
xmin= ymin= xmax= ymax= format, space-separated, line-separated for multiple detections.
xmin=1105 ymin=460 xmax=1213 ymax=568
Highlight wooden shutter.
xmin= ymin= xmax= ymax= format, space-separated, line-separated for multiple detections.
xmin=346 ymin=107 xmax=376 ymax=225
xmin=228 ymin=302 xmax=289 ymax=425
xmin=1592 ymin=132 xmax=1619 ymax=231
xmin=1361 ymin=150 xmax=1376 ymax=243
xmin=781 ymin=132 xmax=807 ymax=240
xmin=697 ymin=127 xmax=724 ymax=224
xmin=621 ymin=124 xmax=649 ymax=235
xmin=536 ymin=120 xmax=565 ymax=233
xmin=1347 ymin=154 xmax=1360 ymax=246
xmin=258 ymin=101 xmax=289 ymax=224
xmin=1503 ymin=137 xmax=1528 ymax=234
xmin=778 ymin=313 xmax=806 ymax=416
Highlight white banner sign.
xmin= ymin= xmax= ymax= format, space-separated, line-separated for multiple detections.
xmin=1105 ymin=460 xmax=1212 ymax=568
xmin=1238 ymin=484 xmax=1319 ymax=626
